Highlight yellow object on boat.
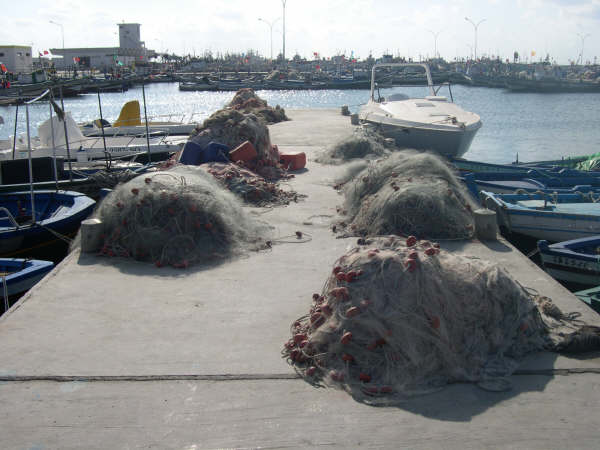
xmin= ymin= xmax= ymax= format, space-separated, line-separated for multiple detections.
xmin=113 ymin=100 xmax=142 ymax=127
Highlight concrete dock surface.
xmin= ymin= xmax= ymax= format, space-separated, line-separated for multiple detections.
xmin=1 ymin=109 xmax=599 ymax=449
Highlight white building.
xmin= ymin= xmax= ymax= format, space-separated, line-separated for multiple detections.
xmin=0 ymin=45 xmax=33 ymax=74
xmin=51 ymin=23 xmax=155 ymax=71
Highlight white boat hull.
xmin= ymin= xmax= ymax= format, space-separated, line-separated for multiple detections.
xmin=81 ymin=123 xmax=196 ymax=137
xmin=366 ymin=119 xmax=480 ymax=159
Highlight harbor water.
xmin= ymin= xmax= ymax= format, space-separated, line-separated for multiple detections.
xmin=1 ymin=82 xmax=600 ymax=164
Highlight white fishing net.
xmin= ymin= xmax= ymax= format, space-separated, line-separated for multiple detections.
xmin=282 ymin=237 xmax=574 ymax=403
xmin=90 ymin=166 xmax=271 ymax=267
xmin=337 ymin=151 xmax=477 ymax=239
xmin=317 ymin=126 xmax=389 ymax=164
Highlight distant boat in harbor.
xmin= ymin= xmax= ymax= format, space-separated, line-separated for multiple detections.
xmin=505 ymin=78 xmax=600 ymax=93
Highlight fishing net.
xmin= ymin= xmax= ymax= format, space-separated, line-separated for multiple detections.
xmin=90 ymin=166 xmax=271 ymax=267
xmin=282 ymin=236 xmax=592 ymax=403
xmin=191 ymin=108 xmax=279 ymax=166
xmin=336 ymin=151 xmax=477 ymax=239
xmin=316 ymin=126 xmax=389 ymax=164
xmin=203 ymin=162 xmax=302 ymax=206
xmin=227 ymin=88 xmax=288 ymax=124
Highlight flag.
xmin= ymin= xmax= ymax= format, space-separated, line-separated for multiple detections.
xmin=39 ymin=52 xmax=43 ymax=57
xmin=531 ymin=50 xmax=536 ymax=57
xmin=43 ymin=50 xmax=49 ymax=55
xmin=0 ymin=63 xmax=7 ymax=73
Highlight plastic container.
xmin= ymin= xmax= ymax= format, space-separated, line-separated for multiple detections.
xmin=229 ymin=140 xmax=258 ymax=163
xmin=280 ymin=152 xmax=307 ymax=170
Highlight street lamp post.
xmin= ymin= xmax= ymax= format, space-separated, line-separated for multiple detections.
xmin=465 ymin=17 xmax=485 ymax=60
xmin=282 ymin=0 xmax=287 ymax=63
xmin=49 ymin=20 xmax=64 ymax=50
xmin=577 ymin=32 xmax=591 ymax=65
xmin=258 ymin=17 xmax=280 ymax=60
xmin=428 ymin=30 xmax=442 ymax=59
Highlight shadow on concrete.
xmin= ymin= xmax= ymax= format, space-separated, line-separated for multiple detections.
xmin=478 ymin=238 xmax=513 ymax=253
xmin=348 ymin=352 xmax=558 ymax=422
xmin=379 ymin=371 xmax=554 ymax=422
xmin=74 ymin=248 xmax=265 ymax=278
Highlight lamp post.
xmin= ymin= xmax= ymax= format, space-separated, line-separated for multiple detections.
xmin=428 ymin=29 xmax=442 ymax=59
xmin=465 ymin=17 xmax=485 ymax=60
xmin=49 ymin=20 xmax=64 ymax=50
xmin=577 ymin=32 xmax=591 ymax=65
xmin=282 ymin=0 xmax=287 ymax=63
xmin=258 ymin=17 xmax=280 ymax=60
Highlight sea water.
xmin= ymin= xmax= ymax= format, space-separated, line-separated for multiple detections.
xmin=1 ymin=82 xmax=600 ymax=164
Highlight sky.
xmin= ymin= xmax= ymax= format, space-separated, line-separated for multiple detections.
xmin=2 ymin=0 xmax=600 ymax=65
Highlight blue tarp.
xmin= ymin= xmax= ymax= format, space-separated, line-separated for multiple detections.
xmin=179 ymin=140 xmax=230 ymax=165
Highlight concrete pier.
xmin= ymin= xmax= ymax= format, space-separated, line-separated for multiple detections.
xmin=1 ymin=109 xmax=599 ymax=449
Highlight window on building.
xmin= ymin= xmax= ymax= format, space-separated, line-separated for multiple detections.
xmin=17 ymin=52 xmax=22 ymax=57
xmin=26 ymin=53 xmax=30 ymax=56
xmin=0 ymin=52 xmax=4 ymax=57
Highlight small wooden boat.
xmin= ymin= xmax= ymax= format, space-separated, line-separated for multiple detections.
xmin=451 ymin=158 xmax=532 ymax=174
xmin=574 ymin=286 xmax=600 ymax=313
xmin=0 ymin=258 xmax=54 ymax=298
xmin=0 ymin=190 xmax=96 ymax=257
xmin=463 ymin=170 xmax=600 ymax=198
xmin=538 ymin=237 xmax=600 ymax=287
xmin=481 ymin=190 xmax=600 ymax=242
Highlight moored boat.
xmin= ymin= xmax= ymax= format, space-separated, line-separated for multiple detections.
xmin=481 ymin=190 xmax=600 ymax=242
xmin=574 ymin=285 xmax=600 ymax=313
xmin=0 ymin=258 xmax=54 ymax=298
xmin=538 ymin=237 xmax=600 ymax=287
xmin=80 ymin=100 xmax=199 ymax=137
xmin=0 ymin=190 xmax=96 ymax=257
xmin=359 ymin=63 xmax=482 ymax=158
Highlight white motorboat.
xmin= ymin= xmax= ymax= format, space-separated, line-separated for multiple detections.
xmin=359 ymin=63 xmax=482 ymax=158
xmin=0 ymin=112 xmax=185 ymax=162
xmin=80 ymin=100 xmax=200 ymax=137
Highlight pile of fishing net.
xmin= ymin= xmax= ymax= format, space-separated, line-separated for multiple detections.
xmin=282 ymin=236 xmax=595 ymax=403
xmin=92 ymin=166 xmax=270 ymax=267
xmin=192 ymin=108 xmax=278 ymax=165
xmin=203 ymin=162 xmax=301 ymax=206
xmin=316 ymin=126 xmax=389 ymax=164
xmin=335 ymin=151 xmax=477 ymax=239
xmin=227 ymin=88 xmax=288 ymax=124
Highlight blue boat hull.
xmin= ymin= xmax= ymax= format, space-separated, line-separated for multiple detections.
xmin=0 ymin=191 xmax=96 ymax=257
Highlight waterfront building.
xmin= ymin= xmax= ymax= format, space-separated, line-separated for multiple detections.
xmin=0 ymin=45 xmax=33 ymax=74
xmin=50 ymin=23 xmax=156 ymax=71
